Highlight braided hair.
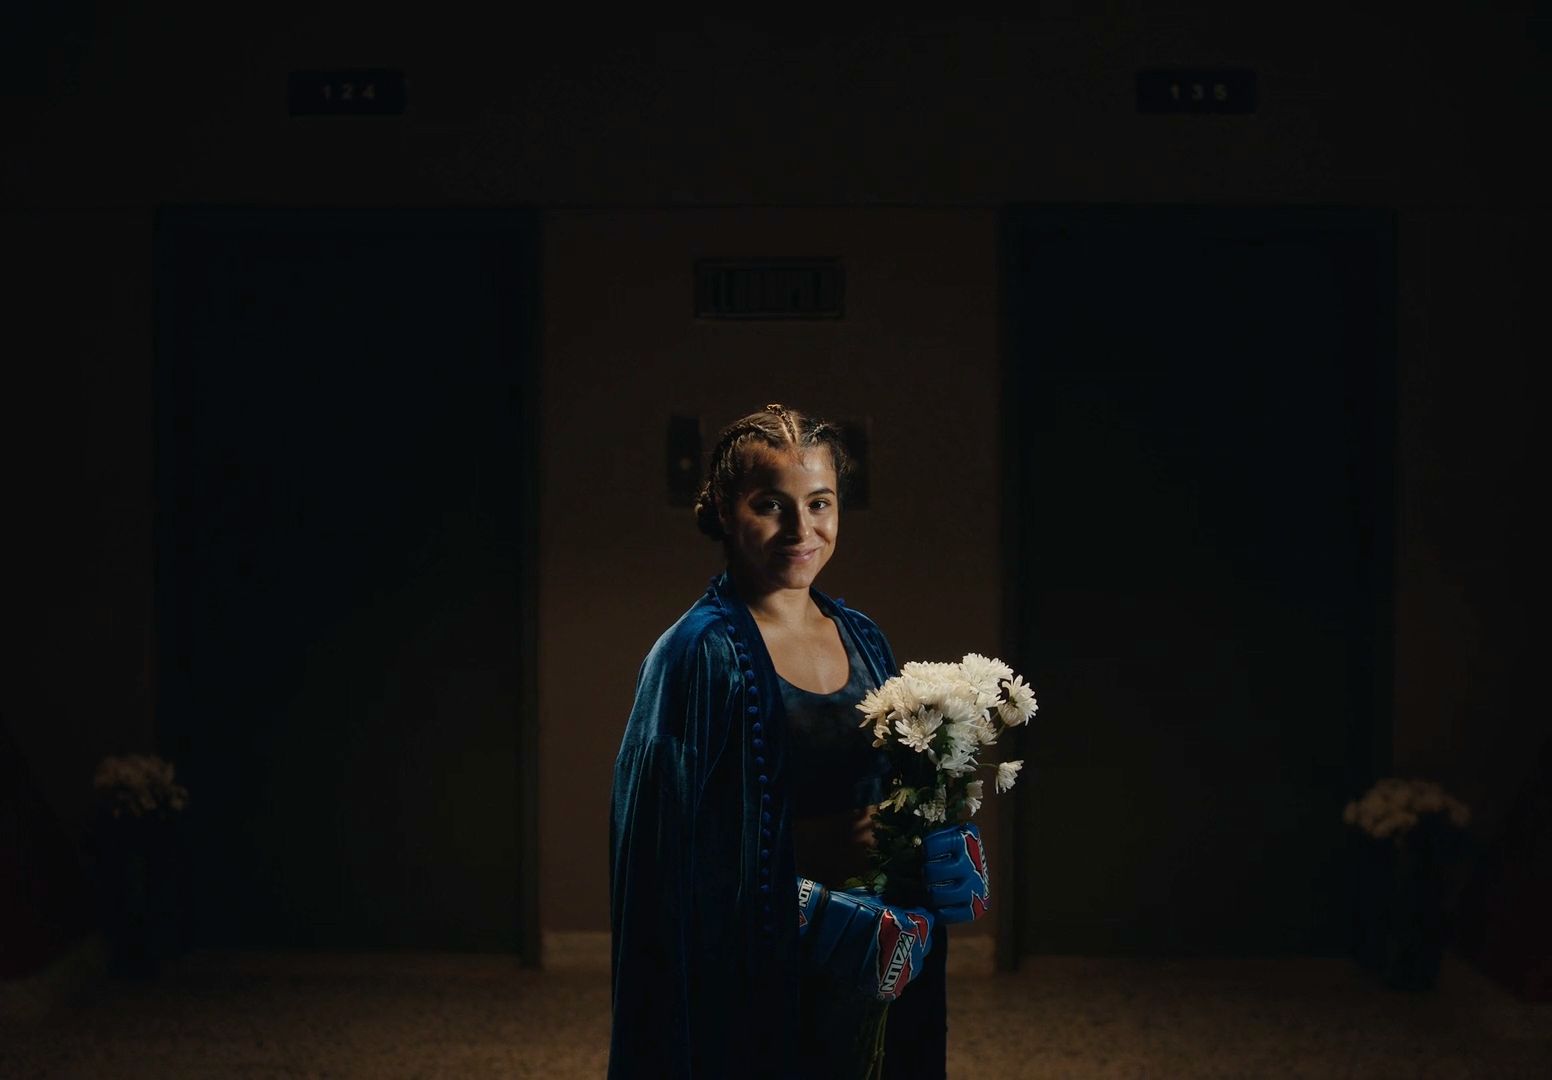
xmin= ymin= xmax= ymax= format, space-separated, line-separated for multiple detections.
xmin=693 ymin=403 xmax=852 ymax=542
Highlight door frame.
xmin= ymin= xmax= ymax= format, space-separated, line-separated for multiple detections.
xmin=151 ymin=206 xmax=544 ymax=964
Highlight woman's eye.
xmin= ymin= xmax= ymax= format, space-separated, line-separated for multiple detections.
xmin=810 ymin=499 xmax=831 ymax=511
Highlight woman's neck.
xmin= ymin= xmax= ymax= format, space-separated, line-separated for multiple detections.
xmin=726 ymin=567 xmax=818 ymax=631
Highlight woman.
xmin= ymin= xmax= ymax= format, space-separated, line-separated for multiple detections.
xmin=608 ymin=404 xmax=987 ymax=1079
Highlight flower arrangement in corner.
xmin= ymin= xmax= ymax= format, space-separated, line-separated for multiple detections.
xmin=93 ymin=754 xmax=190 ymax=820
xmin=1344 ymin=777 xmax=1475 ymax=991
xmin=846 ymin=653 xmax=1037 ymax=897
xmin=1343 ymin=777 xmax=1470 ymax=843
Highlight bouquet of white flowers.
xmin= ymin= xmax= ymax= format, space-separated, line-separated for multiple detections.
xmin=1344 ymin=777 xmax=1474 ymax=991
xmin=93 ymin=753 xmax=190 ymax=820
xmin=839 ymin=653 xmax=1038 ymax=1080
xmin=1343 ymin=777 xmax=1470 ymax=842
xmin=847 ymin=652 xmax=1037 ymax=897
xmin=90 ymin=753 xmax=191 ymax=976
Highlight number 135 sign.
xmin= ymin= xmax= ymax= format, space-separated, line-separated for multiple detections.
xmin=1137 ymin=68 xmax=1256 ymax=114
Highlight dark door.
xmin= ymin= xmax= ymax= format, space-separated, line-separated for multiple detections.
xmin=1003 ymin=207 xmax=1394 ymax=955
xmin=155 ymin=209 xmax=539 ymax=953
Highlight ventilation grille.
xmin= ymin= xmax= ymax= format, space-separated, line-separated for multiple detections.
xmin=694 ymin=259 xmax=844 ymax=319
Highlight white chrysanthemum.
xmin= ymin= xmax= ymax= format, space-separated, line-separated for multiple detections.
xmin=962 ymin=779 xmax=984 ymax=818
xmin=996 ymin=675 xmax=1039 ymax=727
xmin=895 ymin=709 xmax=944 ymax=753
xmin=93 ymin=753 xmax=190 ymax=818
xmin=885 ymin=675 xmax=931 ymax=720
xmin=857 ymin=691 xmax=892 ymax=740
xmin=936 ymin=685 xmax=985 ymax=724
xmin=1345 ymin=777 xmax=1472 ymax=838
xmin=941 ymin=718 xmax=979 ymax=750
xmin=912 ymin=786 xmax=948 ymax=824
xmin=1374 ymin=810 xmax=1418 ymax=838
xmin=856 ymin=687 xmax=890 ymax=726
xmin=901 ymin=660 xmax=959 ymax=683
xmin=972 ymin=714 xmax=1000 ymax=746
xmin=937 ymin=738 xmax=977 ymax=778
xmin=960 ymin=653 xmax=1013 ymax=700
xmin=1357 ymin=793 xmax=1392 ymax=834
xmin=995 ymin=759 xmax=1024 ymax=794
xmin=1376 ymin=778 xmax=1409 ymax=802
xmin=932 ymin=718 xmax=980 ymax=773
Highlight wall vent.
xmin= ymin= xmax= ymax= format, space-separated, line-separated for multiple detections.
xmin=694 ymin=259 xmax=844 ymax=319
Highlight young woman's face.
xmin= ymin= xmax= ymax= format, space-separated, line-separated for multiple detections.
xmin=721 ymin=445 xmax=839 ymax=595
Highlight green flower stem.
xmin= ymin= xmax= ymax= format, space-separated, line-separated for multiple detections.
xmin=856 ymin=999 xmax=890 ymax=1079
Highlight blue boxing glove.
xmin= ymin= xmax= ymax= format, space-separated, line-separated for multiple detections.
xmin=796 ymin=876 xmax=935 ymax=1002
xmin=921 ymin=822 xmax=990 ymax=924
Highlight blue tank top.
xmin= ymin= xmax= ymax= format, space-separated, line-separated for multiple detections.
xmin=778 ymin=614 xmax=890 ymax=819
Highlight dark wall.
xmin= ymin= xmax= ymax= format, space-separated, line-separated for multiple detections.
xmin=2 ymin=9 xmax=1544 ymax=940
xmin=3 ymin=10 xmax=1547 ymax=206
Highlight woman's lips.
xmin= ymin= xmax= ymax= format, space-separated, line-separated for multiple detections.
xmin=775 ymin=548 xmax=819 ymax=562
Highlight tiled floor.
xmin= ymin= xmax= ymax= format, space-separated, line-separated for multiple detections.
xmin=2 ymin=935 xmax=1548 ymax=1078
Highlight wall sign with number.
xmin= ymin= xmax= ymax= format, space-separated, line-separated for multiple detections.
xmin=1136 ymin=68 xmax=1256 ymax=114
xmin=288 ymin=70 xmax=406 ymax=116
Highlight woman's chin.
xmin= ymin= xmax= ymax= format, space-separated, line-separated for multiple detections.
xmin=763 ymin=561 xmax=824 ymax=591
xmin=729 ymin=551 xmax=831 ymax=594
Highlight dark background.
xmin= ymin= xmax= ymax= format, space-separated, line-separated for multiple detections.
xmin=1007 ymin=207 xmax=1396 ymax=954
xmin=2 ymin=7 xmax=1544 ymax=974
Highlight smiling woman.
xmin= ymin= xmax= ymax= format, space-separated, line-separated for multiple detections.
xmin=723 ymin=453 xmax=838 ymax=598
xmin=607 ymin=404 xmax=960 ymax=1079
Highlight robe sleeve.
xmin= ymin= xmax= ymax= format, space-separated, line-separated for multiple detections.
xmin=609 ymin=734 xmax=695 ymax=1077
xmin=608 ymin=626 xmax=735 ymax=1079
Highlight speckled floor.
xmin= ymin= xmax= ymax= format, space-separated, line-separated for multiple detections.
xmin=2 ymin=936 xmax=1548 ymax=1078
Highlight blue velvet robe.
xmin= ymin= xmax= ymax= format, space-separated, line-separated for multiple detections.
xmin=608 ymin=571 xmax=948 ymax=1079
